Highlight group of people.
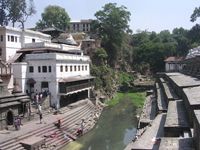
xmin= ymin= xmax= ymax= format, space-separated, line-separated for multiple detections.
xmin=13 ymin=116 xmax=22 ymax=130
xmin=32 ymin=90 xmax=49 ymax=105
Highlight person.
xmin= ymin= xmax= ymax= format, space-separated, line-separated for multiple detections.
xmin=80 ymin=119 xmax=84 ymax=133
xmin=55 ymin=119 xmax=61 ymax=129
xmin=14 ymin=118 xmax=18 ymax=130
xmin=76 ymin=128 xmax=83 ymax=136
xmin=38 ymin=104 xmax=42 ymax=114
xmin=35 ymin=93 xmax=39 ymax=105
xmin=17 ymin=116 xmax=22 ymax=130
xmin=39 ymin=113 xmax=43 ymax=124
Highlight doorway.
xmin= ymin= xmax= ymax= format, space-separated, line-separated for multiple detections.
xmin=6 ymin=110 xmax=14 ymax=125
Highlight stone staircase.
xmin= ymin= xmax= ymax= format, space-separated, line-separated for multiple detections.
xmin=0 ymin=100 xmax=103 ymax=150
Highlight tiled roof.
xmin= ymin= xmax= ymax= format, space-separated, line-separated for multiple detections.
xmin=164 ymin=56 xmax=184 ymax=62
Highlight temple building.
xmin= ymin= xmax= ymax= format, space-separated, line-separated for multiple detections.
xmin=182 ymin=46 xmax=200 ymax=76
xmin=12 ymin=41 xmax=94 ymax=108
xmin=164 ymin=56 xmax=184 ymax=72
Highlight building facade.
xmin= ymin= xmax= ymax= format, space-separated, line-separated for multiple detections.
xmin=12 ymin=42 xmax=94 ymax=108
xmin=164 ymin=56 xmax=184 ymax=72
xmin=69 ymin=19 xmax=93 ymax=33
xmin=0 ymin=26 xmax=51 ymax=62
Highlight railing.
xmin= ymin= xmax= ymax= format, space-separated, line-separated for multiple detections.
xmin=59 ymin=82 xmax=93 ymax=94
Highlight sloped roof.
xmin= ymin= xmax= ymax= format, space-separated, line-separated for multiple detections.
xmin=164 ymin=56 xmax=184 ymax=62
xmin=52 ymin=33 xmax=77 ymax=45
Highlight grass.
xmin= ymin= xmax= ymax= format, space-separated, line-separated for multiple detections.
xmin=106 ymin=92 xmax=145 ymax=108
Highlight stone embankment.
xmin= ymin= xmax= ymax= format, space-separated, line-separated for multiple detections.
xmin=125 ymin=72 xmax=200 ymax=150
xmin=0 ymin=99 xmax=104 ymax=150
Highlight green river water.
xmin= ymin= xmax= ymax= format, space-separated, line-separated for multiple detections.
xmin=62 ymin=98 xmax=138 ymax=150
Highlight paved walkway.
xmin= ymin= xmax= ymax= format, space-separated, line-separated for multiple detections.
xmin=125 ymin=113 xmax=166 ymax=150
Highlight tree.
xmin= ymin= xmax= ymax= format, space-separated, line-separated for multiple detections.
xmin=92 ymin=48 xmax=108 ymax=65
xmin=7 ymin=0 xmax=36 ymax=29
xmin=0 ymin=0 xmax=8 ymax=26
xmin=35 ymin=5 xmax=70 ymax=30
xmin=93 ymin=3 xmax=131 ymax=67
xmin=191 ymin=7 xmax=200 ymax=22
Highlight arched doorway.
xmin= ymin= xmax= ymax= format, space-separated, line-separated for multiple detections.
xmin=6 ymin=110 xmax=14 ymax=125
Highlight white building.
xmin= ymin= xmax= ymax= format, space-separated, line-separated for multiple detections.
xmin=12 ymin=42 xmax=94 ymax=108
xmin=0 ymin=26 xmax=51 ymax=62
xmin=164 ymin=56 xmax=184 ymax=72
xmin=69 ymin=19 xmax=93 ymax=33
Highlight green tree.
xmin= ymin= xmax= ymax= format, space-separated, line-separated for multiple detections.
xmin=7 ymin=0 xmax=36 ymax=29
xmin=93 ymin=3 xmax=131 ymax=67
xmin=92 ymin=48 xmax=108 ymax=65
xmin=0 ymin=0 xmax=8 ymax=26
xmin=35 ymin=5 xmax=70 ymax=30
xmin=191 ymin=7 xmax=200 ymax=22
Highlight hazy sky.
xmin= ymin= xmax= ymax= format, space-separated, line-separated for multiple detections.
xmin=25 ymin=0 xmax=200 ymax=33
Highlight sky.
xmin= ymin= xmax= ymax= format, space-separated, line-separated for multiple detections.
xmin=25 ymin=0 xmax=200 ymax=33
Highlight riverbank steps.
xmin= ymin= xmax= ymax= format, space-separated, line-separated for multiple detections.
xmin=0 ymin=99 xmax=104 ymax=150
xmin=125 ymin=72 xmax=200 ymax=150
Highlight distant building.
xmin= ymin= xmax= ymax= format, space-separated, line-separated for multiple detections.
xmin=0 ymin=26 xmax=51 ymax=91
xmin=69 ymin=19 xmax=93 ymax=33
xmin=0 ymin=26 xmax=51 ymax=63
xmin=12 ymin=42 xmax=94 ymax=108
xmin=164 ymin=56 xmax=184 ymax=72
xmin=182 ymin=46 xmax=200 ymax=76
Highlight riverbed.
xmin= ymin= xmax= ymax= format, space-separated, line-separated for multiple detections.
xmin=62 ymin=97 xmax=138 ymax=150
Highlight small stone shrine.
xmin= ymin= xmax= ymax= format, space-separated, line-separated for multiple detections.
xmin=0 ymin=79 xmax=31 ymax=130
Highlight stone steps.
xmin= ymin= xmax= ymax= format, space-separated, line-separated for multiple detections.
xmin=0 ymin=101 xmax=99 ymax=150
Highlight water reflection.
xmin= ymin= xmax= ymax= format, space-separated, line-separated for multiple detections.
xmin=62 ymin=99 xmax=137 ymax=150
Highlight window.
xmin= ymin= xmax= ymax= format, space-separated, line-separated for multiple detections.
xmin=70 ymin=66 xmax=72 ymax=72
xmin=60 ymin=65 xmax=63 ymax=72
xmin=41 ymin=82 xmax=48 ymax=89
xmin=42 ymin=66 xmax=47 ymax=72
xmin=65 ymin=66 xmax=68 ymax=72
xmin=8 ymin=35 xmax=10 ymax=41
xmin=29 ymin=66 xmax=34 ymax=73
xmin=38 ymin=66 xmax=41 ymax=73
xmin=11 ymin=36 xmax=14 ymax=42
xmin=85 ymin=65 xmax=87 ymax=71
xmin=32 ymin=38 xmax=35 ymax=43
xmin=15 ymin=36 xmax=17 ymax=42
xmin=82 ymin=65 xmax=84 ymax=71
xmin=48 ymin=66 xmax=51 ymax=72
xmin=74 ymin=66 xmax=77 ymax=71
xmin=78 ymin=65 xmax=80 ymax=71
xmin=1 ymin=35 xmax=3 ymax=42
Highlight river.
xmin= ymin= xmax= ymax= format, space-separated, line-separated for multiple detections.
xmin=62 ymin=98 xmax=138 ymax=150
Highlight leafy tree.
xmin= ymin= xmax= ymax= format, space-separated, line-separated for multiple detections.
xmin=93 ymin=3 xmax=131 ymax=67
xmin=172 ymin=28 xmax=190 ymax=56
xmin=7 ymin=0 xmax=36 ymax=29
xmin=191 ymin=7 xmax=200 ymax=22
xmin=0 ymin=0 xmax=8 ymax=26
xmin=35 ymin=5 xmax=70 ymax=30
xmin=92 ymin=48 xmax=108 ymax=65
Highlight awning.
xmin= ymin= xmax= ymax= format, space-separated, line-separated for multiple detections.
xmin=26 ymin=78 xmax=36 ymax=84
xmin=58 ymin=75 xmax=95 ymax=83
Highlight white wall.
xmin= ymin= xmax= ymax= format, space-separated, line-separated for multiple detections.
xmin=12 ymin=62 xmax=28 ymax=92
xmin=0 ymin=26 xmax=51 ymax=62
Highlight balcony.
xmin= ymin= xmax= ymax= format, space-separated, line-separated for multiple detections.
xmin=59 ymin=82 xmax=93 ymax=94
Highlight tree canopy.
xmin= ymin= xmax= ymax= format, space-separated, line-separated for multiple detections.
xmin=35 ymin=5 xmax=70 ymax=30
xmin=92 ymin=3 xmax=131 ymax=67
xmin=0 ymin=0 xmax=36 ymax=29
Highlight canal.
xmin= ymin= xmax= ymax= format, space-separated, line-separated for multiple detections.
xmin=62 ymin=96 xmax=139 ymax=150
